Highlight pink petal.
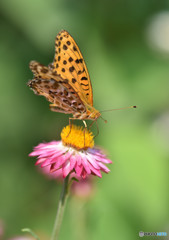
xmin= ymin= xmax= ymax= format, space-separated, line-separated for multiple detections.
xmin=81 ymin=168 xmax=87 ymax=179
xmin=37 ymin=149 xmax=62 ymax=158
xmin=50 ymin=150 xmax=67 ymax=163
xmin=39 ymin=143 xmax=59 ymax=149
xmin=50 ymin=163 xmax=57 ymax=172
xmin=35 ymin=158 xmax=46 ymax=165
xmin=86 ymin=155 xmax=100 ymax=169
xmin=41 ymin=158 xmax=53 ymax=167
xmin=50 ymin=163 xmax=62 ymax=173
xmin=75 ymin=164 xmax=83 ymax=176
xmin=70 ymin=155 xmax=77 ymax=171
xmin=88 ymin=162 xmax=102 ymax=178
xmin=33 ymin=142 xmax=57 ymax=151
xmin=88 ymin=148 xmax=104 ymax=156
xmin=54 ymin=152 xmax=72 ymax=169
xmin=37 ymin=151 xmax=66 ymax=168
xmin=81 ymin=156 xmax=91 ymax=174
xmin=62 ymin=161 xmax=71 ymax=178
xmin=29 ymin=151 xmax=40 ymax=157
xmin=94 ymin=155 xmax=112 ymax=164
xmin=76 ymin=155 xmax=82 ymax=166
xmin=29 ymin=148 xmax=56 ymax=157
xmin=97 ymin=162 xmax=110 ymax=173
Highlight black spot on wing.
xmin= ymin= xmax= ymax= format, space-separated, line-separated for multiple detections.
xmin=69 ymin=57 xmax=73 ymax=63
xmin=81 ymin=83 xmax=88 ymax=87
xmin=81 ymin=77 xmax=87 ymax=80
xmin=69 ymin=66 xmax=75 ymax=72
xmin=77 ymin=68 xmax=85 ymax=75
xmin=63 ymin=45 xmax=68 ymax=50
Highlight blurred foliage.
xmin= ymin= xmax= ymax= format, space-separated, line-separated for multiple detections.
xmin=0 ymin=0 xmax=169 ymax=239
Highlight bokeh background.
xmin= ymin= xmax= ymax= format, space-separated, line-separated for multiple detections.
xmin=1 ymin=0 xmax=169 ymax=239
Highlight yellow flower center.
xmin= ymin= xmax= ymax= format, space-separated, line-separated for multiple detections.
xmin=61 ymin=125 xmax=94 ymax=150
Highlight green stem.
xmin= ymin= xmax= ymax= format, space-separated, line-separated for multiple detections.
xmin=51 ymin=174 xmax=70 ymax=240
xmin=22 ymin=228 xmax=40 ymax=240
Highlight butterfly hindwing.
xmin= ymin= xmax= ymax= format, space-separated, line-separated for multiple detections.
xmin=53 ymin=30 xmax=93 ymax=106
xmin=28 ymin=61 xmax=86 ymax=115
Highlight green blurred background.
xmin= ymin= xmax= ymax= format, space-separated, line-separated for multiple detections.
xmin=1 ymin=0 xmax=169 ymax=239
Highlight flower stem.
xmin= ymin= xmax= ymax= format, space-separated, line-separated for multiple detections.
xmin=51 ymin=174 xmax=70 ymax=240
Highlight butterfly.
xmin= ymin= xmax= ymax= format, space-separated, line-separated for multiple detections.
xmin=28 ymin=30 xmax=101 ymax=126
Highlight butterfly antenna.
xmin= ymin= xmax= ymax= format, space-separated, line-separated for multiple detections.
xmin=100 ymin=105 xmax=137 ymax=113
xmin=100 ymin=116 xmax=108 ymax=123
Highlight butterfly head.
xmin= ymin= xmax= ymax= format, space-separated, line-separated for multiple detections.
xmin=88 ymin=109 xmax=101 ymax=120
xmin=89 ymin=110 xmax=108 ymax=124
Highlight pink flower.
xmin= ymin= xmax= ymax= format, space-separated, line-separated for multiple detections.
xmin=38 ymin=165 xmax=63 ymax=180
xmin=71 ymin=177 xmax=95 ymax=199
xmin=29 ymin=125 xmax=112 ymax=179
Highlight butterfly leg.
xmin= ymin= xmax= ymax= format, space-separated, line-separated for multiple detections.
xmin=66 ymin=117 xmax=76 ymax=138
xmin=83 ymin=120 xmax=87 ymax=147
xmin=88 ymin=120 xmax=95 ymax=130
xmin=93 ymin=120 xmax=99 ymax=139
xmin=88 ymin=120 xmax=99 ymax=141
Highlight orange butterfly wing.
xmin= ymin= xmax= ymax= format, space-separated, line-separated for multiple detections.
xmin=53 ymin=30 xmax=93 ymax=107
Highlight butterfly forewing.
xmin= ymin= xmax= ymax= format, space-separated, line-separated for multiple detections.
xmin=28 ymin=30 xmax=100 ymax=121
xmin=53 ymin=30 xmax=93 ymax=106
